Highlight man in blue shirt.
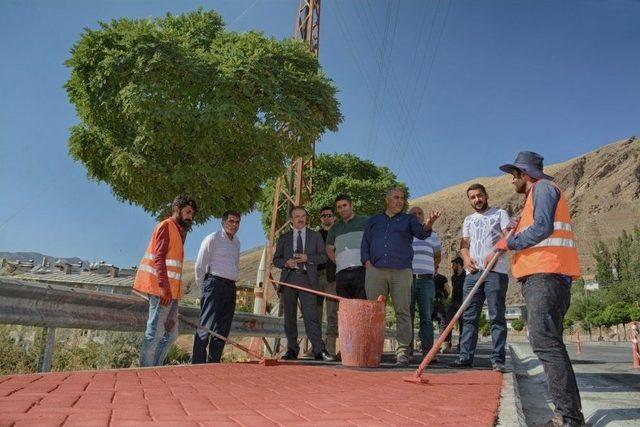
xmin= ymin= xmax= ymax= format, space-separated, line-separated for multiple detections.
xmin=361 ymin=187 xmax=441 ymax=365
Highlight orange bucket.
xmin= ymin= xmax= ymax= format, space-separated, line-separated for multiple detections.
xmin=338 ymin=297 xmax=386 ymax=367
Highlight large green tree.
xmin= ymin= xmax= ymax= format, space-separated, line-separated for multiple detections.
xmin=65 ymin=9 xmax=342 ymax=222
xmin=258 ymin=153 xmax=408 ymax=233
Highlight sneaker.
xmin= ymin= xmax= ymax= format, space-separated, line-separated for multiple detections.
xmin=395 ymin=355 xmax=411 ymax=366
xmin=492 ymin=362 xmax=506 ymax=373
xmin=448 ymin=359 xmax=473 ymax=369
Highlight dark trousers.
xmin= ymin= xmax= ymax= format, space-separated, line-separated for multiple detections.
xmin=281 ymin=271 xmax=324 ymax=356
xmin=335 ymin=267 xmax=367 ymax=299
xmin=445 ymin=301 xmax=464 ymax=348
xmin=191 ymin=275 xmax=237 ymax=363
xmin=459 ymin=271 xmax=508 ymax=364
xmin=522 ymin=273 xmax=583 ymax=425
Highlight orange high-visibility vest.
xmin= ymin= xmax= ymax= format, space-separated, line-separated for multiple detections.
xmin=133 ymin=218 xmax=184 ymax=299
xmin=512 ymin=181 xmax=581 ymax=280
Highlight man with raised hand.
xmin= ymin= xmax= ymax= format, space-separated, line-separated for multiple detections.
xmin=361 ymin=187 xmax=440 ymax=366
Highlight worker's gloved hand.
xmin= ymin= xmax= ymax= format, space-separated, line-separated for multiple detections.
xmin=494 ymin=237 xmax=508 ymax=252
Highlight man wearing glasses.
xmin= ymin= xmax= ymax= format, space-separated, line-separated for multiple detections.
xmin=192 ymin=210 xmax=241 ymax=363
xmin=316 ymin=206 xmax=338 ymax=355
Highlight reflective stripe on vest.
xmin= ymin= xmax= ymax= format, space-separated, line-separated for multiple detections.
xmin=137 ymin=263 xmax=183 ymax=280
xmin=143 ymin=252 xmax=183 ymax=268
xmin=534 ymin=237 xmax=576 ymax=248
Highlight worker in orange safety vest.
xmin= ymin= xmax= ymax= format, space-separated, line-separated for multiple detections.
xmin=134 ymin=195 xmax=197 ymax=367
xmin=489 ymin=151 xmax=584 ymax=427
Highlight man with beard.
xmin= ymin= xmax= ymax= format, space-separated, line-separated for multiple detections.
xmin=449 ymin=183 xmax=510 ymax=373
xmin=494 ymin=151 xmax=583 ymax=426
xmin=134 ymin=195 xmax=197 ymax=367
xmin=361 ymin=187 xmax=441 ymax=365
xmin=326 ymin=194 xmax=369 ymax=299
xmin=192 ymin=210 xmax=242 ymax=363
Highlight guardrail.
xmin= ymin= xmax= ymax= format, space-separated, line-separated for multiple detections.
xmin=0 ymin=277 xmax=285 ymax=337
xmin=0 ymin=277 xmax=396 ymax=372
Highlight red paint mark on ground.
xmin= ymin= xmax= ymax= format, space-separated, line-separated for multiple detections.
xmin=0 ymin=364 xmax=502 ymax=426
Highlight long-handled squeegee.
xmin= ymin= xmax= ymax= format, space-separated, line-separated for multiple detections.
xmin=404 ymin=226 xmax=516 ymax=384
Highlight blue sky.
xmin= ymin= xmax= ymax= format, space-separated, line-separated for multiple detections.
xmin=1 ymin=0 xmax=639 ymax=266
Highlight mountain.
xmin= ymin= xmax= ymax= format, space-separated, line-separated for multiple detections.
xmin=0 ymin=251 xmax=85 ymax=266
xmin=411 ymin=136 xmax=640 ymax=304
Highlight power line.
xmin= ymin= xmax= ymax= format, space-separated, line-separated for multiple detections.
xmin=393 ymin=0 xmax=452 ymax=182
xmin=228 ymin=0 xmax=261 ymax=27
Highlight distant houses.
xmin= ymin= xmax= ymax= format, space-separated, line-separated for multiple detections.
xmin=2 ymin=257 xmax=136 ymax=295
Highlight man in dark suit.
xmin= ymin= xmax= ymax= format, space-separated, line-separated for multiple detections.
xmin=273 ymin=206 xmax=336 ymax=361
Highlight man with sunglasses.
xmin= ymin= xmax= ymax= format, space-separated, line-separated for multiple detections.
xmin=315 ymin=206 xmax=339 ymax=355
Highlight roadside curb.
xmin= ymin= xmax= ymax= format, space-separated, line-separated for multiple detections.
xmin=497 ymin=344 xmax=527 ymax=426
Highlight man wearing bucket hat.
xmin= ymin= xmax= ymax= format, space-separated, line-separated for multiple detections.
xmin=492 ymin=151 xmax=584 ymax=427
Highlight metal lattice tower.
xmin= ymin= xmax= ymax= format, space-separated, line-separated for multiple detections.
xmin=252 ymin=1 xmax=321 ymax=339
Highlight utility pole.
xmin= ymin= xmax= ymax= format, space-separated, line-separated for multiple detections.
xmin=252 ymin=1 xmax=322 ymax=346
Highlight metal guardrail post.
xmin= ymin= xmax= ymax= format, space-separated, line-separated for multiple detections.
xmin=37 ymin=327 xmax=56 ymax=373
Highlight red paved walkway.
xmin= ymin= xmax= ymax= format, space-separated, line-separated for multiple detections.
xmin=0 ymin=363 xmax=503 ymax=427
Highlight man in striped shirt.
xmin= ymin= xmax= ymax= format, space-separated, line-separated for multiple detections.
xmin=408 ymin=206 xmax=442 ymax=357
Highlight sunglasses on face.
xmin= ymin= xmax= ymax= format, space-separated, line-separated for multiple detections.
xmin=320 ymin=213 xmax=334 ymax=218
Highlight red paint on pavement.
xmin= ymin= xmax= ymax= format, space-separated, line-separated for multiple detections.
xmin=0 ymin=364 xmax=502 ymax=426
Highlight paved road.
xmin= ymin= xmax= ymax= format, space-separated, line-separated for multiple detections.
xmin=511 ymin=342 xmax=640 ymax=426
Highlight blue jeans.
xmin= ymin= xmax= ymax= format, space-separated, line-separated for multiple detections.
xmin=459 ymin=271 xmax=508 ymax=364
xmin=410 ymin=277 xmax=435 ymax=353
xmin=139 ymin=296 xmax=179 ymax=367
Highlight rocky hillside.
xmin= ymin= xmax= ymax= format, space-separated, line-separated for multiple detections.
xmin=411 ymin=136 xmax=640 ymax=304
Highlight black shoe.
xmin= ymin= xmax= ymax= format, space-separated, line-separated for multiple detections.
xmin=315 ymin=350 xmax=337 ymax=362
xmin=281 ymin=350 xmax=298 ymax=360
xmin=448 ymin=359 xmax=473 ymax=369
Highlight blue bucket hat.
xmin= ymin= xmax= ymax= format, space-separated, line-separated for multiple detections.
xmin=499 ymin=151 xmax=554 ymax=181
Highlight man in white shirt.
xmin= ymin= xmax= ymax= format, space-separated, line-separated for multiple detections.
xmin=449 ymin=184 xmax=510 ymax=372
xmin=192 ymin=210 xmax=241 ymax=363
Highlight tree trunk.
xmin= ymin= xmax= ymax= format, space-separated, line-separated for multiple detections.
xmin=622 ymin=323 xmax=627 ymax=341
xmin=617 ymin=324 xmax=621 ymax=341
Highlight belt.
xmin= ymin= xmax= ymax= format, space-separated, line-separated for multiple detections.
xmin=413 ymin=273 xmax=433 ymax=279
xmin=344 ymin=266 xmax=365 ymax=272
xmin=211 ymin=275 xmax=236 ymax=284
xmin=288 ymin=268 xmax=308 ymax=275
